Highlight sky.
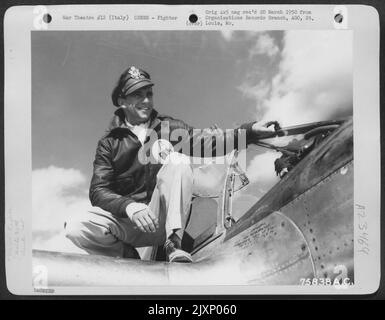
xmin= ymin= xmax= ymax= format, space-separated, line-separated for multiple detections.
xmin=31 ymin=30 xmax=352 ymax=252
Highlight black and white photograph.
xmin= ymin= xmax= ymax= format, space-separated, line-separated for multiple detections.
xmin=3 ymin=5 xmax=380 ymax=295
xmin=30 ymin=28 xmax=354 ymax=286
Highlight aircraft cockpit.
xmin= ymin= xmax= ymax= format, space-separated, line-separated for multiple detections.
xmin=148 ymin=119 xmax=348 ymax=261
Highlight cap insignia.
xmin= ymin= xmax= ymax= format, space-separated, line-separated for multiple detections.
xmin=128 ymin=66 xmax=144 ymax=80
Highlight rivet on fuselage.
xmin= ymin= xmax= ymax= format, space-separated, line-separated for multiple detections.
xmin=340 ymin=166 xmax=348 ymax=175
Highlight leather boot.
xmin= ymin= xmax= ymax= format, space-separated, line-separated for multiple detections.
xmin=164 ymin=234 xmax=193 ymax=263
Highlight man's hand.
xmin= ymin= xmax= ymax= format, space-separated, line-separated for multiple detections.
xmin=251 ymin=120 xmax=281 ymax=140
xmin=131 ymin=206 xmax=159 ymax=233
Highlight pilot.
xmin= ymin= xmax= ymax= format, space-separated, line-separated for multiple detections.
xmin=64 ymin=66 xmax=279 ymax=263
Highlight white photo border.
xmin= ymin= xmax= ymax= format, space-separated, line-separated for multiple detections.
xmin=3 ymin=4 xmax=380 ymax=295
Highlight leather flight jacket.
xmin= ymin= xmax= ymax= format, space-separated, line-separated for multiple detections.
xmin=89 ymin=108 xmax=257 ymax=218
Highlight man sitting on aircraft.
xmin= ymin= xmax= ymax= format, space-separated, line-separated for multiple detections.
xmin=64 ymin=66 xmax=279 ymax=263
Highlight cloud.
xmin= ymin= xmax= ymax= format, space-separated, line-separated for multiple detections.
xmin=246 ymin=151 xmax=281 ymax=185
xmin=237 ymin=80 xmax=270 ymax=106
xmin=237 ymin=32 xmax=279 ymax=108
xmin=237 ymin=31 xmax=352 ymax=197
xmin=220 ymin=30 xmax=234 ymax=41
xmin=32 ymin=166 xmax=90 ymax=253
xmin=249 ymin=33 xmax=279 ymax=58
xmin=259 ymin=30 xmax=352 ymax=126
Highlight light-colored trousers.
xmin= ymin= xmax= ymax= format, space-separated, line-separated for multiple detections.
xmin=64 ymin=154 xmax=193 ymax=258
